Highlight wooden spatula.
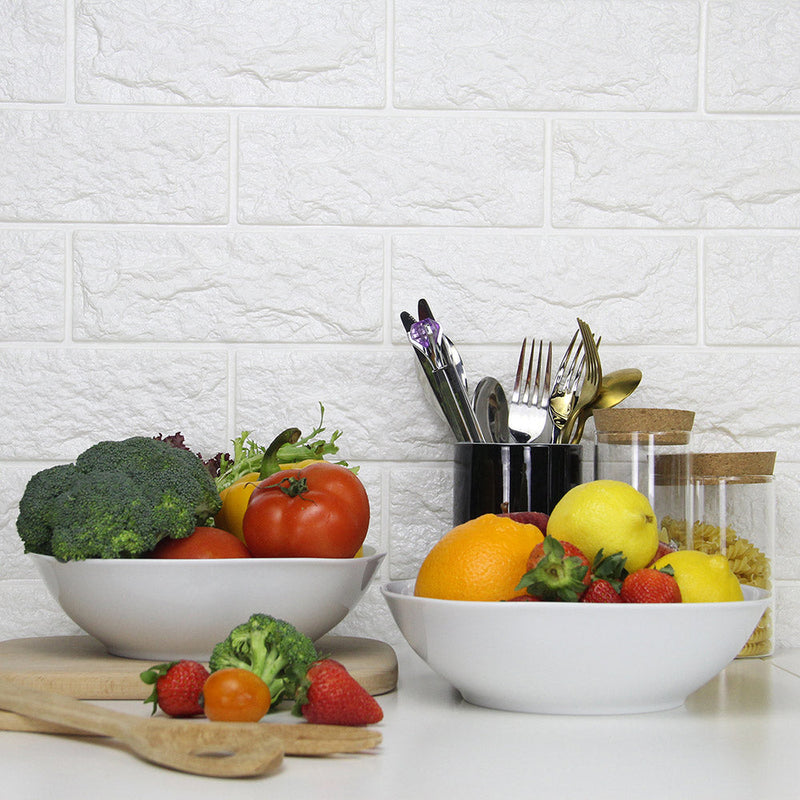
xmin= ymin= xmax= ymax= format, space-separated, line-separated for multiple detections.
xmin=0 ymin=678 xmax=283 ymax=778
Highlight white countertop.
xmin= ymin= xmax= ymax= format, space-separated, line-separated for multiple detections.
xmin=3 ymin=644 xmax=800 ymax=800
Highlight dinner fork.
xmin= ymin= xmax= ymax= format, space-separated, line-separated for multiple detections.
xmin=548 ymin=330 xmax=585 ymax=443
xmin=561 ymin=319 xmax=602 ymax=444
xmin=507 ymin=338 xmax=552 ymax=443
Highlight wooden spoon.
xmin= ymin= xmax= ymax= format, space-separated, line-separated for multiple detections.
xmin=0 ymin=710 xmax=383 ymax=757
xmin=0 ymin=679 xmax=283 ymax=778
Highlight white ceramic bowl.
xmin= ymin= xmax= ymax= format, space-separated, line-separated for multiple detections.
xmin=31 ymin=548 xmax=385 ymax=660
xmin=382 ymin=579 xmax=769 ymax=715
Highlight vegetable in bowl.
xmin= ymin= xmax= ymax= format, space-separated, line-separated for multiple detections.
xmin=17 ymin=436 xmax=222 ymax=561
xmin=209 ymin=613 xmax=318 ymax=707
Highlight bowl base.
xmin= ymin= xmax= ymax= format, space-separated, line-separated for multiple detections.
xmin=460 ymin=690 xmax=686 ymax=716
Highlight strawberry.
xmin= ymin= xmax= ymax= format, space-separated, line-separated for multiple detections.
xmin=140 ymin=660 xmax=209 ymax=717
xmin=589 ymin=548 xmax=628 ymax=591
xmin=516 ymin=535 xmax=591 ymax=601
xmin=293 ymin=659 xmax=383 ymax=726
xmin=497 ymin=511 xmax=549 ymax=535
xmin=505 ymin=594 xmax=541 ymax=602
xmin=620 ymin=566 xmax=682 ymax=604
xmin=581 ymin=578 xmax=623 ymax=603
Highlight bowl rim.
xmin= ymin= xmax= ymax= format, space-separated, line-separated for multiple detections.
xmin=381 ymin=578 xmax=770 ymax=608
xmin=29 ymin=544 xmax=385 ymax=567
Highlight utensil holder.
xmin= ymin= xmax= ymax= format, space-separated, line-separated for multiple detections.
xmin=453 ymin=443 xmax=582 ymax=526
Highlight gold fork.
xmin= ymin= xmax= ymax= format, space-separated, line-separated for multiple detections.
xmin=548 ymin=330 xmax=584 ymax=442
xmin=559 ymin=319 xmax=602 ymax=444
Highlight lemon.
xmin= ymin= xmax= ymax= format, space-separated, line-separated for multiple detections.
xmin=547 ymin=479 xmax=658 ymax=572
xmin=653 ymin=550 xmax=744 ymax=602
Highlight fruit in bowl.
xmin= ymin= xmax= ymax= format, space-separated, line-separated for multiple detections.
xmin=382 ymin=578 xmax=768 ymax=714
xmin=413 ymin=480 xmax=744 ymax=606
xmin=384 ymin=480 xmax=767 ymax=713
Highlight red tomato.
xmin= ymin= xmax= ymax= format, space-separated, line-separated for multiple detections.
xmin=149 ymin=526 xmax=251 ymax=559
xmin=242 ymin=461 xmax=369 ymax=558
xmin=202 ymin=668 xmax=271 ymax=722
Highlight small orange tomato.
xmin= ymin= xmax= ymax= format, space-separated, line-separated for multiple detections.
xmin=202 ymin=668 xmax=272 ymax=722
xmin=149 ymin=526 xmax=251 ymax=559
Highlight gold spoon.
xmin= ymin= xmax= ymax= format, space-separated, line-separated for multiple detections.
xmin=568 ymin=368 xmax=642 ymax=444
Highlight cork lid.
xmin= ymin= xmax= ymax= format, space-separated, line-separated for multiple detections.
xmin=593 ymin=408 xmax=695 ymax=446
xmin=692 ymin=451 xmax=776 ymax=482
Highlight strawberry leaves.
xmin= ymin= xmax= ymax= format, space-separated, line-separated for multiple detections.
xmin=516 ymin=536 xmax=592 ymax=602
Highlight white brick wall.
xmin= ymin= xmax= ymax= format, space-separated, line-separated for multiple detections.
xmin=1 ymin=0 xmax=799 ymax=649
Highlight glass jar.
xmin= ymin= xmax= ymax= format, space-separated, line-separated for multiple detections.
xmin=593 ymin=408 xmax=695 ymax=541
xmin=685 ymin=452 xmax=776 ymax=658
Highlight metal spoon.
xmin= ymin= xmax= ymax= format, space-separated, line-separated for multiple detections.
xmin=472 ymin=377 xmax=510 ymax=443
xmin=568 ymin=368 xmax=643 ymax=444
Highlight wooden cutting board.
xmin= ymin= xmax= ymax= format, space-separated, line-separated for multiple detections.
xmin=0 ymin=634 xmax=397 ymax=700
xmin=0 ymin=634 xmax=396 ymax=737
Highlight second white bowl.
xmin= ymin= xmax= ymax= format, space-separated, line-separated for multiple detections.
xmin=382 ymin=579 xmax=769 ymax=715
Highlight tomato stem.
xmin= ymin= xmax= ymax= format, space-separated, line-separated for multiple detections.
xmin=266 ymin=475 xmax=313 ymax=500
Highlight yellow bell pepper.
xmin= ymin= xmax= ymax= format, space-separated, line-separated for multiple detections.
xmin=215 ymin=472 xmax=260 ymax=544
xmin=278 ymin=459 xmax=320 ymax=471
xmin=217 ymin=460 xmax=322 ymax=544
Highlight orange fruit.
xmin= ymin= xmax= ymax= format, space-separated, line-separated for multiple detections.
xmin=414 ymin=514 xmax=545 ymax=601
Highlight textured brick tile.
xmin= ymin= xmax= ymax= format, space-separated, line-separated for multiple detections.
xmin=392 ymin=234 xmax=697 ymax=344
xmin=0 ymin=231 xmax=65 ymax=341
xmin=330 ymin=582 xmax=404 ymax=645
xmin=0 ymin=466 xmax=47 ymax=581
xmin=707 ymin=1 xmax=800 ymax=112
xmin=76 ymin=0 xmax=384 ymax=107
xmin=776 ymin=584 xmax=800 ymax=650
xmin=73 ymin=230 xmax=384 ymax=342
xmin=0 ymin=580 xmax=82 ymax=641
xmin=605 ymin=349 xmax=800 ymax=461
xmin=388 ymin=465 xmax=453 ymax=579
xmin=0 ymin=349 xmax=228 ymax=460
xmin=0 ymin=111 xmax=228 ymax=223
xmin=239 ymin=115 xmax=543 ymax=226
xmin=553 ymin=120 xmax=800 ymax=228
xmin=0 ymin=0 xmax=64 ymax=101
xmin=776 ymin=465 xmax=800 ymax=581
xmin=395 ymin=0 xmax=698 ymax=110
xmin=705 ymin=237 xmax=800 ymax=345
xmin=234 ymin=350 xmax=457 ymax=462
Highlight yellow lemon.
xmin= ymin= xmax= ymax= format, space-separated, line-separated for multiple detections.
xmin=547 ymin=480 xmax=658 ymax=572
xmin=653 ymin=549 xmax=744 ymax=602
xmin=414 ymin=514 xmax=545 ymax=601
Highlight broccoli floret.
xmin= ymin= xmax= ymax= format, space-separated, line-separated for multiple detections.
xmin=16 ymin=463 xmax=79 ymax=557
xmin=16 ymin=436 xmax=222 ymax=561
xmin=209 ymin=613 xmax=318 ymax=707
